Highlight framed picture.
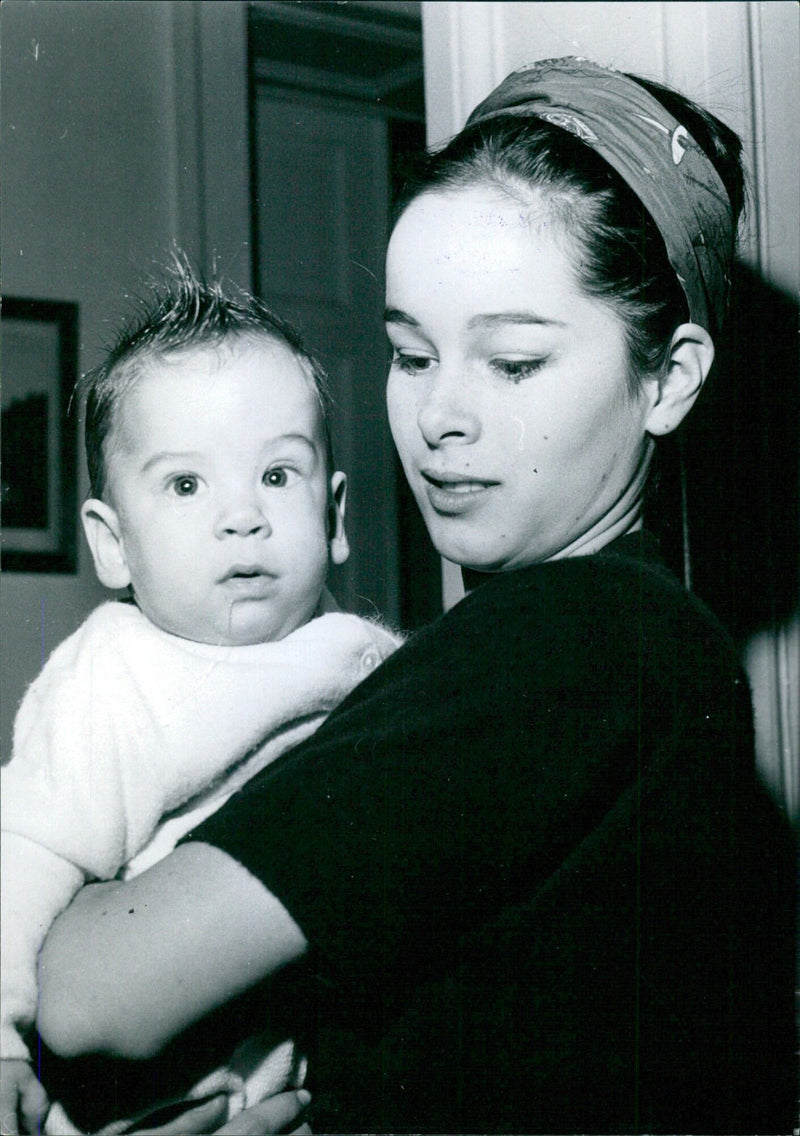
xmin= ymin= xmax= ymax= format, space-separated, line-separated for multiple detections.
xmin=1 ymin=297 xmax=79 ymax=572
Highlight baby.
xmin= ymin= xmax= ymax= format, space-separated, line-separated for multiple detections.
xmin=0 ymin=263 xmax=402 ymax=1134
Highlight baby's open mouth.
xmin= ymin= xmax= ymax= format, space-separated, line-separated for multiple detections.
xmin=220 ymin=568 xmax=277 ymax=600
xmin=221 ymin=565 xmax=276 ymax=585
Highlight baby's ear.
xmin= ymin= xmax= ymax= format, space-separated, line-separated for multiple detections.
xmin=645 ymin=323 xmax=715 ymax=437
xmin=328 ymin=471 xmax=349 ymax=566
xmin=81 ymin=498 xmax=132 ymax=589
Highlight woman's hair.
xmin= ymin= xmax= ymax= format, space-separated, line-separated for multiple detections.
xmin=393 ymin=75 xmax=745 ymax=389
xmin=79 ymin=255 xmax=334 ymax=499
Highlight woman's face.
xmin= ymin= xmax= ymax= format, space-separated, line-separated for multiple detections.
xmin=385 ymin=185 xmax=656 ymax=571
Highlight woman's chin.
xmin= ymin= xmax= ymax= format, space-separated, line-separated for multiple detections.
xmin=429 ymin=535 xmax=512 ymax=574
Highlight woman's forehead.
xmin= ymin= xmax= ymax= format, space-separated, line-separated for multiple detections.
xmin=393 ymin=184 xmax=551 ymax=243
xmin=386 ymin=186 xmax=584 ymax=321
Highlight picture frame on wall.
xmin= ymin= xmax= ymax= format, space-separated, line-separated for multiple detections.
xmin=1 ymin=297 xmax=79 ymax=572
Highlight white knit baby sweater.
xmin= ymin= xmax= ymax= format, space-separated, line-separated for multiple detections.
xmin=1 ymin=600 xmax=401 ymax=1064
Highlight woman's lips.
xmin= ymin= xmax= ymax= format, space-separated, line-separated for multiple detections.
xmin=421 ymin=470 xmax=498 ymax=514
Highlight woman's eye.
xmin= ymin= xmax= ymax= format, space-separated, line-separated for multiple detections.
xmin=391 ymin=351 xmax=436 ymax=375
xmin=170 ymin=475 xmax=199 ymax=497
xmin=264 ymin=467 xmax=291 ymax=488
xmin=491 ymin=357 xmax=547 ymax=382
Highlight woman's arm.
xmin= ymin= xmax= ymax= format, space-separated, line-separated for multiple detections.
xmin=37 ymin=843 xmax=308 ymax=1060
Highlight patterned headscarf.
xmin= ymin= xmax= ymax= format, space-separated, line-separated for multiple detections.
xmin=466 ymin=58 xmax=734 ymax=334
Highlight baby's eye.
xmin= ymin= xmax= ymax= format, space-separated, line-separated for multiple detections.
xmin=490 ymin=357 xmax=547 ymax=382
xmin=391 ymin=351 xmax=436 ymax=376
xmin=170 ymin=475 xmax=199 ymax=497
xmin=264 ymin=467 xmax=293 ymax=488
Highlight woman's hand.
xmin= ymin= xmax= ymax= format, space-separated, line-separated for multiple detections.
xmin=131 ymin=1090 xmax=311 ymax=1135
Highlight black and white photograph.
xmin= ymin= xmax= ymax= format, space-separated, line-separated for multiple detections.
xmin=1 ymin=3 xmax=797 ymax=1134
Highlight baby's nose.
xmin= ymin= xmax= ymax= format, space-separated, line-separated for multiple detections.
xmin=216 ymin=497 xmax=272 ymax=538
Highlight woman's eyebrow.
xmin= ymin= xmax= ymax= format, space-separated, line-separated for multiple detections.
xmin=384 ymin=307 xmax=419 ymax=327
xmin=383 ymin=308 xmax=566 ymax=329
xmin=467 ymin=311 xmax=566 ymax=330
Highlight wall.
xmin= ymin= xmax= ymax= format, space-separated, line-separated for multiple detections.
xmin=0 ymin=0 xmax=252 ymax=758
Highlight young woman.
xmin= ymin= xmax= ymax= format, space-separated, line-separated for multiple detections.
xmin=35 ymin=59 xmax=795 ymax=1135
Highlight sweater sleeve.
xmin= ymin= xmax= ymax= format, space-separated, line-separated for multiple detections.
xmin=0 ymin=833 xmax=84 ymax=1059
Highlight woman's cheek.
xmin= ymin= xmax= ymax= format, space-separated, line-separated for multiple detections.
xmin=386 ymin=382 xmax=415 ymax=456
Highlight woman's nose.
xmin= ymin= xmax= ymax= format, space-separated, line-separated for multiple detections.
xmin=416 ymin=369 xmax=481 ymax=447
xmin=215 ymin=493 xmax=272 ymax=538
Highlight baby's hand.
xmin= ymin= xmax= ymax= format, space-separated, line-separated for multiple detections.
xmin=0 ymin=1059 xmax=49 ymax=1135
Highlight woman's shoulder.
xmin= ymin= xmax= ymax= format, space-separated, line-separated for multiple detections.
xmin=450 ymin=532 xmax=679 ymax=623
xmin=431 ymin=532 xmax=742 ymax=685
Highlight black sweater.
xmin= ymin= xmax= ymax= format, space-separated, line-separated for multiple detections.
xmin=193 ymin=533 xmax=796 ymax=1133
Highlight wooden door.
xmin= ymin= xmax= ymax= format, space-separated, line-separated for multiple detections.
xmin=253 ymin=90 xmax=399 ymax=622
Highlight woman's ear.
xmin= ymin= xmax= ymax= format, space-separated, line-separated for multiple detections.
xmin=328 ymin=471 xmax=349 ymax=566
xmin=81 ymin=498 xmax=132 ymax=590
xmin=645 ymin=323 xmax=715 ymax=437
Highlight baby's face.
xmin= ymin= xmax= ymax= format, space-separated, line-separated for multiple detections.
xmin=94 ymin=338 xmax=345 ymax=645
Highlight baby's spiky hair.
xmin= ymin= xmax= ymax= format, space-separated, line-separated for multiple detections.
xmin=79 ymin=254 xmax=334 ymax=499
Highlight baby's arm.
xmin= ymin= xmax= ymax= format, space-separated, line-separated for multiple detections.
xmin=0 ymin=830 xmax=84 ymax=1133
xmin=0 ymin=621 xmax=136 ymax=1090
xmin=0 ymin=609 xmax=144 ymax=1130
xmin=1 ymin=833 xmax=85 ymax=1057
